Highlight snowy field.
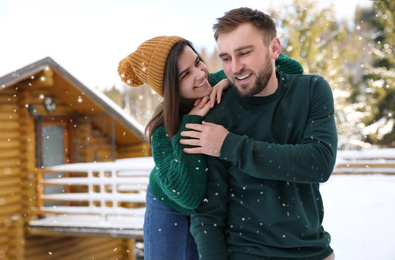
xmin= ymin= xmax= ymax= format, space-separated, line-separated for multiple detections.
xmin=321 ymin=174 xmax=395 ymax=260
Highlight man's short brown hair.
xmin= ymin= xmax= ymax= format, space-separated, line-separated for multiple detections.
xmin=213 ymin=7 xmax=277 ymax=45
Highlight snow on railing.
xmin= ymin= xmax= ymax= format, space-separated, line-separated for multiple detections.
xmin=28 ymin=149 xmax=394 ymax=237
xmin=29 ymin=157 xmax=155 ymax=237
xmin=334 ymin=148 xmax=395 ymax=175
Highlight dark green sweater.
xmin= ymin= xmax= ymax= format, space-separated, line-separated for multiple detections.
xmin=149 ymin=54 xmax=303 ymax=215
xmin=190 ymin=72 xmax=338 ymax=259
xmin=149 ymin=71 xmax=226 ymax=214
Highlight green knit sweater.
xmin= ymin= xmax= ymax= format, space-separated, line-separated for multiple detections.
xmin=190 ymin=72 xmax=338 ymax=259
xmin=148 ymin=53 xmax=303 ymax=215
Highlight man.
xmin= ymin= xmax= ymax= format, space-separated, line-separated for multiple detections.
xmin=180 ymin=7 xmax=337 ymax=260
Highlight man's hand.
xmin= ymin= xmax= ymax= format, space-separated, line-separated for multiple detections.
xmin=180 ymin=121 xmax=229 ymax=157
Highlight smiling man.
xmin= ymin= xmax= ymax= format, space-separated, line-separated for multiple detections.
xmin=217 ymin=22 xmax=278 ymax=98
xmin=181 ymin=7 xmax=338 ymax=260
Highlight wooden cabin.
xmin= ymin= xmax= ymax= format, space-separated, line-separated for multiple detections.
xmin=0 ymin=57 xmax=151 ymax=259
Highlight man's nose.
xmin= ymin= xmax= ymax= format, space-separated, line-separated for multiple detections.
xmin=231 ymin=58 xmax=243 ymax=74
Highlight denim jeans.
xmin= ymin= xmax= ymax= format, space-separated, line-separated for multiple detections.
xmin=144 ymin=186 xmax=199 ymax=260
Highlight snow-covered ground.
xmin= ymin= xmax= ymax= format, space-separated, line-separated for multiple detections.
xmin=321 ymin=174 xmax=395 ymax=260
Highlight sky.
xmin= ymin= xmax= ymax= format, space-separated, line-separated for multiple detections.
xmin=0 ymin=0 xmax=372 ymax=91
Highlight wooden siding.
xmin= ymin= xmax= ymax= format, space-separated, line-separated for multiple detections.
xmin=18 ymin=87 xmax=38 ymax=224
xmin=0 ymin=60 xmax=149 ymax=260
xmin=76 ymin=117 xmax=115 ymax=162
xmin=25 ymin=236 xmax=134 ymax=260
xmin=0 ymin=216 xmax=24 ymax=259
xmin=0 ymin=86 xmax=25 ymax=259
xmin=118 ymin=143 xmax=151 ymax=159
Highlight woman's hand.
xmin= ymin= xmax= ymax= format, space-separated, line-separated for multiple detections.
xmin=194 ymin=78 xmax=229 ymax=109
xmin=189 ymin=78 xmax=229 ymax=117
xmin=189 ymin=96 xmax=212 ymax=117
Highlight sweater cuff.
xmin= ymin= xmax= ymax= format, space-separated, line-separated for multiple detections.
xmin=178 ymin=114 xmax=203 ymax=132
xmin=172 ymin=114 xmax=204 ymax=145
xmin=218 ymin=132 xmax=238 ymax=162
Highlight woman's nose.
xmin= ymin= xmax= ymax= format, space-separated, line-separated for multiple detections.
xmin=194 ymin=68 xmax=206 ymax=79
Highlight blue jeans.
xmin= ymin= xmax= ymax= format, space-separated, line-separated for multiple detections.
xmin=144 ymin=186 xmax=199 ymax=260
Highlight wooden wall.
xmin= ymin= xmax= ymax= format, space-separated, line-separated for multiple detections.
xmin=118 ymin=142 xmax=151 ymax=159
xmin=25 ymin=236 xmax=134 ymax=260
xmin=0 ymin=86 xmax=25 ymax=259
xmin=0 ymin=80 xmax=147 ymax=259
xmin=76 ymin=117 xmax=115 ymax=162
xmin=0 ymin=216 xmax=24 ymax=259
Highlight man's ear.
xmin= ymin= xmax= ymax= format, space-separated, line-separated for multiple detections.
xmin=270 ymin=37 xmax=281 ymax=59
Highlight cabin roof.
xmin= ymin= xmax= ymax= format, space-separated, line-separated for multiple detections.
xmin=0 ymin=56 xmax=147 ymax=145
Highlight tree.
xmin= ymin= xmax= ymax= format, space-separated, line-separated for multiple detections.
xmin=103 ymin=83 xmax=161 ymax=127
xmin=123 ymin=84 xmax=161 ymax=126
xmin=199 ymin=47 xmax=222 ymax=73
xmin=267 ymin=0 xmax=366 ymax=149
xmin=359 ymin=1 xmax=395 ymax=147
xmin=103 ymin=85 xmax=123 ymax=106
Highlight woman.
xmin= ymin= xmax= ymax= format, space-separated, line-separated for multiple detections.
xmin=118 ymin=36 xmax=303 ymax=260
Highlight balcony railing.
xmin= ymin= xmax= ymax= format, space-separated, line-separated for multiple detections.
xmin=334 ymin=148 xmax=395 ymax=175
xmin=29 ymin=157 xmax=155 ymax=238
xmin=29 ymin=149 xmax=395 ymax=239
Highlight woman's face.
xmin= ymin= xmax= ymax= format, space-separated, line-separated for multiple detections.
xmin=177 ymin=46 xmax=212 ymax=99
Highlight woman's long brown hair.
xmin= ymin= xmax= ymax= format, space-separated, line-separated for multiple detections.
xmin=144 ymin=40 xmax=203 ymax=144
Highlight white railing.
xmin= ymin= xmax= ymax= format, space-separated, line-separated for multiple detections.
xmin=29 ymin=148 xmax=395 ymax=238
xmin=29 ymin=157 xmax=155 ymax=238
xmin=334 ymin=148 xmax=395 ymax=175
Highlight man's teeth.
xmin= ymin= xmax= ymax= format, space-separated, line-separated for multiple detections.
xmin=236 ymin=74 xmax=250 ymax=80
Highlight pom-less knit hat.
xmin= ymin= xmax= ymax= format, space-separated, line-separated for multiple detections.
xmin=118 ymin=36 xmax=184 ymax=97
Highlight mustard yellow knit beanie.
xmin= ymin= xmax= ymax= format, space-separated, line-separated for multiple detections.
xmin=118 ymin=36 xmax=184 ymax=97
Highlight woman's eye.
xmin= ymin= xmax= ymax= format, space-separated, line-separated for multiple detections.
xmin=181 ymin=71 xmax=189 ymax=79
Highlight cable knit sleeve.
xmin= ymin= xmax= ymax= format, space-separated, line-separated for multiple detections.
xmin=209 ymin=70 xmax=226 ymax=86
xmin=275 ymin=53 xmax=304 ymax=74
xmin=151 ymin=114 xmax=208 ymax=209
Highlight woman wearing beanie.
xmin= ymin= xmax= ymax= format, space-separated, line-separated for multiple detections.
xmin=118 ymin=36 xmax=303 ymax=260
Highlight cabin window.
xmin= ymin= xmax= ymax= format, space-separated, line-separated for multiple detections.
xmin=37 ymin=116 xmax=74 ymax=167
xmin=37 ymin=117 xmax=74 ymax=205
xmin=41 ymin=125 xmax=66 ymax=167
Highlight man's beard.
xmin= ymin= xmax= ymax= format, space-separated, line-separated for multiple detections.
xmin=231 ymin=56 xmax=273 ymax=98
